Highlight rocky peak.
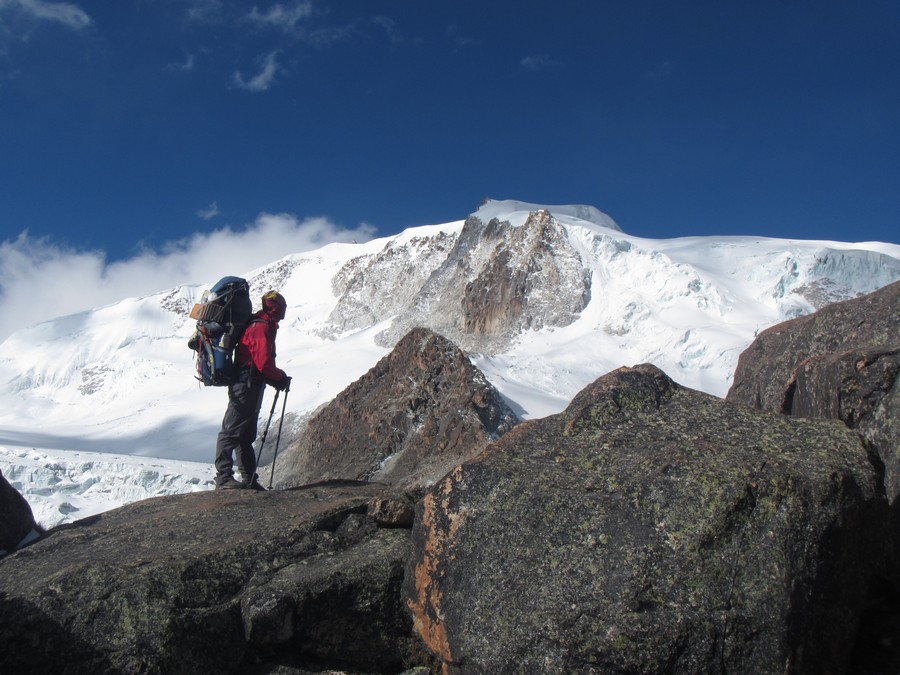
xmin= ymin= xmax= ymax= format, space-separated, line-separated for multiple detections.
xmin=461 ymin=209 xmax=591 ymax=338
xmin=376 ymin=208 xmax=592 ymax=352
xmin=274 ymin=327 xmax=519 ymax=489
xmin=727 ymin=280 xmax=899 ymax=413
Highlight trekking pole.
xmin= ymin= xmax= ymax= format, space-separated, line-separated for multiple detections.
xmin=268 ymin=387 xmax=289 ymax=489
xmin=255 ymin=388 xmax=281 ymax=469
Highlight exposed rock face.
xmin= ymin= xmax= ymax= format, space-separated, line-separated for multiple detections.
xmin=409 ymin=208 xmax=592 ymax=353
xmin=0 ymin=482 xmax=432 ymax=674
xmin=457 ymin=209 xmax=591 ymax=340
xmin=325 ymin=208 xmax=593 ymax=354
xmin=727 ymin=281 xmax=897 ymax=411
xmin=405 ymin=365 xmax=889 ymax=674
xmin=789 ymin=348 xmax=899 ymax=497
xmin=726 ymin=281 xmax=899 ymax=501
xmin=0 ymin=469 xmax=39 ymax=555
xmin=275 ymin=327 xmax=519 ymax=490
xmin=325 ymin=230 xmax=459 ymax=336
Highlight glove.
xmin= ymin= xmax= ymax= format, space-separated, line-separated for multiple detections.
xmin=272 ymin=376 xmax=291 ymax=392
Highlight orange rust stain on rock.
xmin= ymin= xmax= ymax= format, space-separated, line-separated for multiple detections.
xmin=407 ymin=472 xmax=467 ymax=663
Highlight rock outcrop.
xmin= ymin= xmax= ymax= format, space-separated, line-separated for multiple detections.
xmin=375 ymin=209 xmax=593 ymax=353
xmin=0 ymin=469 xmax=40 ymax=556
xmin=275 ymin=327 xmax=519 ymax=490
xmin=0 ymin=482 xmax=433 ymax=674
xmin=726 ymin=281 xmax=899 ymax=503
xmin=405 ymin=364 xmax=889 ymax=674
xmin=725 ymin=281 xmax=900 ymax=671
xmin=726 ymin=280 xmax=897 ymax=409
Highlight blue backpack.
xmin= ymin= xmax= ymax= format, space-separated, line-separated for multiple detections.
xmin=188 ymin=276 xmax=253 ymax=386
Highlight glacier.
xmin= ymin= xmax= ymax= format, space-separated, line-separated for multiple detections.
xmin=0 ymin=446 xmax=214 ymax=530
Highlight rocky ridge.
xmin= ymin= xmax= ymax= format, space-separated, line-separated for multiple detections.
xmin=273 ymin=327 xmax=519 ymax=490
xmin=0 ymin=482 xmax=430 ymax=674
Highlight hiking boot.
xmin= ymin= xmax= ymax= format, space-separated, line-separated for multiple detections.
xmin=215 ymin=477 xmax=244 ymax=490
xmin=243 ymin=478 xmax=267 ymax=491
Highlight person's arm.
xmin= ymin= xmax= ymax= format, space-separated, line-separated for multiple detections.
xmin=243 ymin=321 xmax=287 ymax=382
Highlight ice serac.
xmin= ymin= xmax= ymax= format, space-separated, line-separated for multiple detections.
xmin=0 ymin=448 xmax=214 ymax=530
xmin=773 ymin=248 xmax=900 ymax=314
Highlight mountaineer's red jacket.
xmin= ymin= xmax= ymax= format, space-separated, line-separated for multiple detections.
xmin=236 ymin=309 xmax=287 ymax=383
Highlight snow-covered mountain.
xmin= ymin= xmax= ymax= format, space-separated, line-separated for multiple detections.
xmin=2 ymin=199 xmax=898 ymax=529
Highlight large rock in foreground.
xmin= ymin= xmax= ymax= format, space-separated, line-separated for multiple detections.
xmin=405 ymin=365 xmax=889 ymax=674
xmin=727 ymin=281 xmax=899 ymax=502
xmin=276 ymin=327 xmax=519 ymax=490
xmin=0 ymin=482 xmax=429 ymax=674
xmin=0 ymin=469 xmax=39 ymax=556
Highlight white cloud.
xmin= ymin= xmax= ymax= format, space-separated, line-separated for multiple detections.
xmin=243 ymin=1 xmax=353 ymax=47
xmin=0 ymin=0 xmax=91 ymax=31
xmin=0 ymin=214 xmax=376 ymax=342
xmin=185 ymin=0 xmax=223 ymax=24
xmin=233 ymin=50 xmax=280 ymax=92
xmin=165 ymin=52 xmax=196 ymax=73
xmin=246 ymin=1 xmax=313 ymax=35
xmin=373 ymin=16 xmax=401 ymax=45
xmin=446 ymin=24 xmax=478 ymax=49
xmin=647 ymin=59 xmax=674 ymax=79
xmin=521 ymin=54 xmax=562 ymax=71
xmin=197 ymin=201 xmax=220 ymax=220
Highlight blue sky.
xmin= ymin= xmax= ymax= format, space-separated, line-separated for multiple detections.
xmin=0 ymin=1 xmax=898 ymax=334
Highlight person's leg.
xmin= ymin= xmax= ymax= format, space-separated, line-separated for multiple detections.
xmin=214 ymin=387 xmax=241 ymax=485
xmin=215 ymin=381 xmax=262 ymax=486
xmin=235 ymin=382 xmax=265 ymax=485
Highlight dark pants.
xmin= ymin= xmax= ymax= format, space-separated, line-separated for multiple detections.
xmin=215 ymin=379 xmax=265 ymax=485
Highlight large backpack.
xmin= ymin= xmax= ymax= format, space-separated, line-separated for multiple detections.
xmin=188 ymin=276 xmax=253 ymax=386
